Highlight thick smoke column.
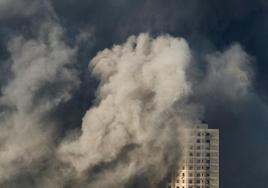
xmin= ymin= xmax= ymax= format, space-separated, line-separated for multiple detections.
xmin=0 ymin=0 xmax=265 ymax=187
xmin=58 ymin=33 xmax=253 ymax=188
xmin=0 ymin=27 xmax=253 ymax=187
xmin=59 ymin=34 xmax=200 ymax=187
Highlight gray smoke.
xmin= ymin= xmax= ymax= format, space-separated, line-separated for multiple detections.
xmin=195 ymin=44 xmax=253 ymax=100
xmin=0 ymin=20 xmax=80 ymax=186
xmin=0 ymin=5 xmax=254 ymax=187
xmin=1 ymin=1 xmax=267 ymax=188
xmin=57 ymin=34 xmax=252 ymax=188
xmin=0 ymin=0 xmax=54 ymax=19
xmin=59 ymin=34 xmax=198 ymax=188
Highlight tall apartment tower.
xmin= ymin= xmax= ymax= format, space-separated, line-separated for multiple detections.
xmin=167 ymin=125 xmax=219 ymax=188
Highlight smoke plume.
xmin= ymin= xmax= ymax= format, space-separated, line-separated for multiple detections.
xmin=57 ymin=34 xmax=252 ymax=188
xmin=0 ymin=21 xmax=80 ymax=187
xmin=1 ymin=1 xmax=267 ymax=187
xmin=59 ymin=34 xmax=198 ymax=188
xmin=0 ymin=12 xmax=254 ymax=188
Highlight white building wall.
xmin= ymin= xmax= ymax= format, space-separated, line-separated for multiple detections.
xmin=167 ymin=127 xmax=219 ymax=188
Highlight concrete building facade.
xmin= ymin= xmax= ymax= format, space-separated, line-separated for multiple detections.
xmin=167 ymin=125 xmax=219 ymax=188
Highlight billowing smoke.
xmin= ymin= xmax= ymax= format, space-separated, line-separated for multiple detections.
xmin=0 ymin=7 xmax=254 ymax=188
xmin=0 ymin=21 xmax=80 ymax=187
xmin=57 ymin=34 xmax=252 ymax=188
xmin=59 ymin=34 xmax=199 ymax=188
xmin=1 ymin=0 xmax=267 ymax=187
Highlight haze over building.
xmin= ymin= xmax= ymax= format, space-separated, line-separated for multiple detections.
xmin=167 ymin=125 xmax=219 ymax=188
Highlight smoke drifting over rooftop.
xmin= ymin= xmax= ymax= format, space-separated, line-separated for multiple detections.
xmin=0 ymin=0 xmax=267 ymax=187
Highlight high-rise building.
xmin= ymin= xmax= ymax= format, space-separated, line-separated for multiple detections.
xmin=167 ymin=125 xmax=219 ymax=188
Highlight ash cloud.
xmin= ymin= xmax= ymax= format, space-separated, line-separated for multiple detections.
xmin=0 ymin=24 xmax=255 ymax=187
xmin=56 ymin=34 xmax=254 ymax=188
xmin=0 ymin=0 xmax=267 ymax=188
xmin=0 ymin=19 xmax=80 ymax=187
xmin=59 ymin=34 xmax=196 ymax=188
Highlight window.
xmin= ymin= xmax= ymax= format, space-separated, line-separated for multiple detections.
xmin=197 ymin=139 xmax=201 ymax=143
xmin=206 ymin=139 xmax=210 ymax=143
xmin=206 ymin=153 xmax=210 ymax=157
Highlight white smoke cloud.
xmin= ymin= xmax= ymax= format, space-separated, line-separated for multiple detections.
xmin=197 ymin=44 xmax=253 ymax=100
xmin=58 ymin=34 xmax=197 ymax=187
xmin=0 ymin=0 xmax=264 ymax=186
xmin=0 ymin=26 xmax=254 ymax=188
xmin=57 ymin=34 xmax=253 ymax=188
xmin=0 ymin=21 xmax=80 ymax=185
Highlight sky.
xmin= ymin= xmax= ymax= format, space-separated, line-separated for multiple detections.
xmin=0 ymin=0 xmax=268 ymax=188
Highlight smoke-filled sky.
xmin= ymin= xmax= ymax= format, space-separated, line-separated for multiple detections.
xmin=0 ymin=0 xmax=267 ymax=188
